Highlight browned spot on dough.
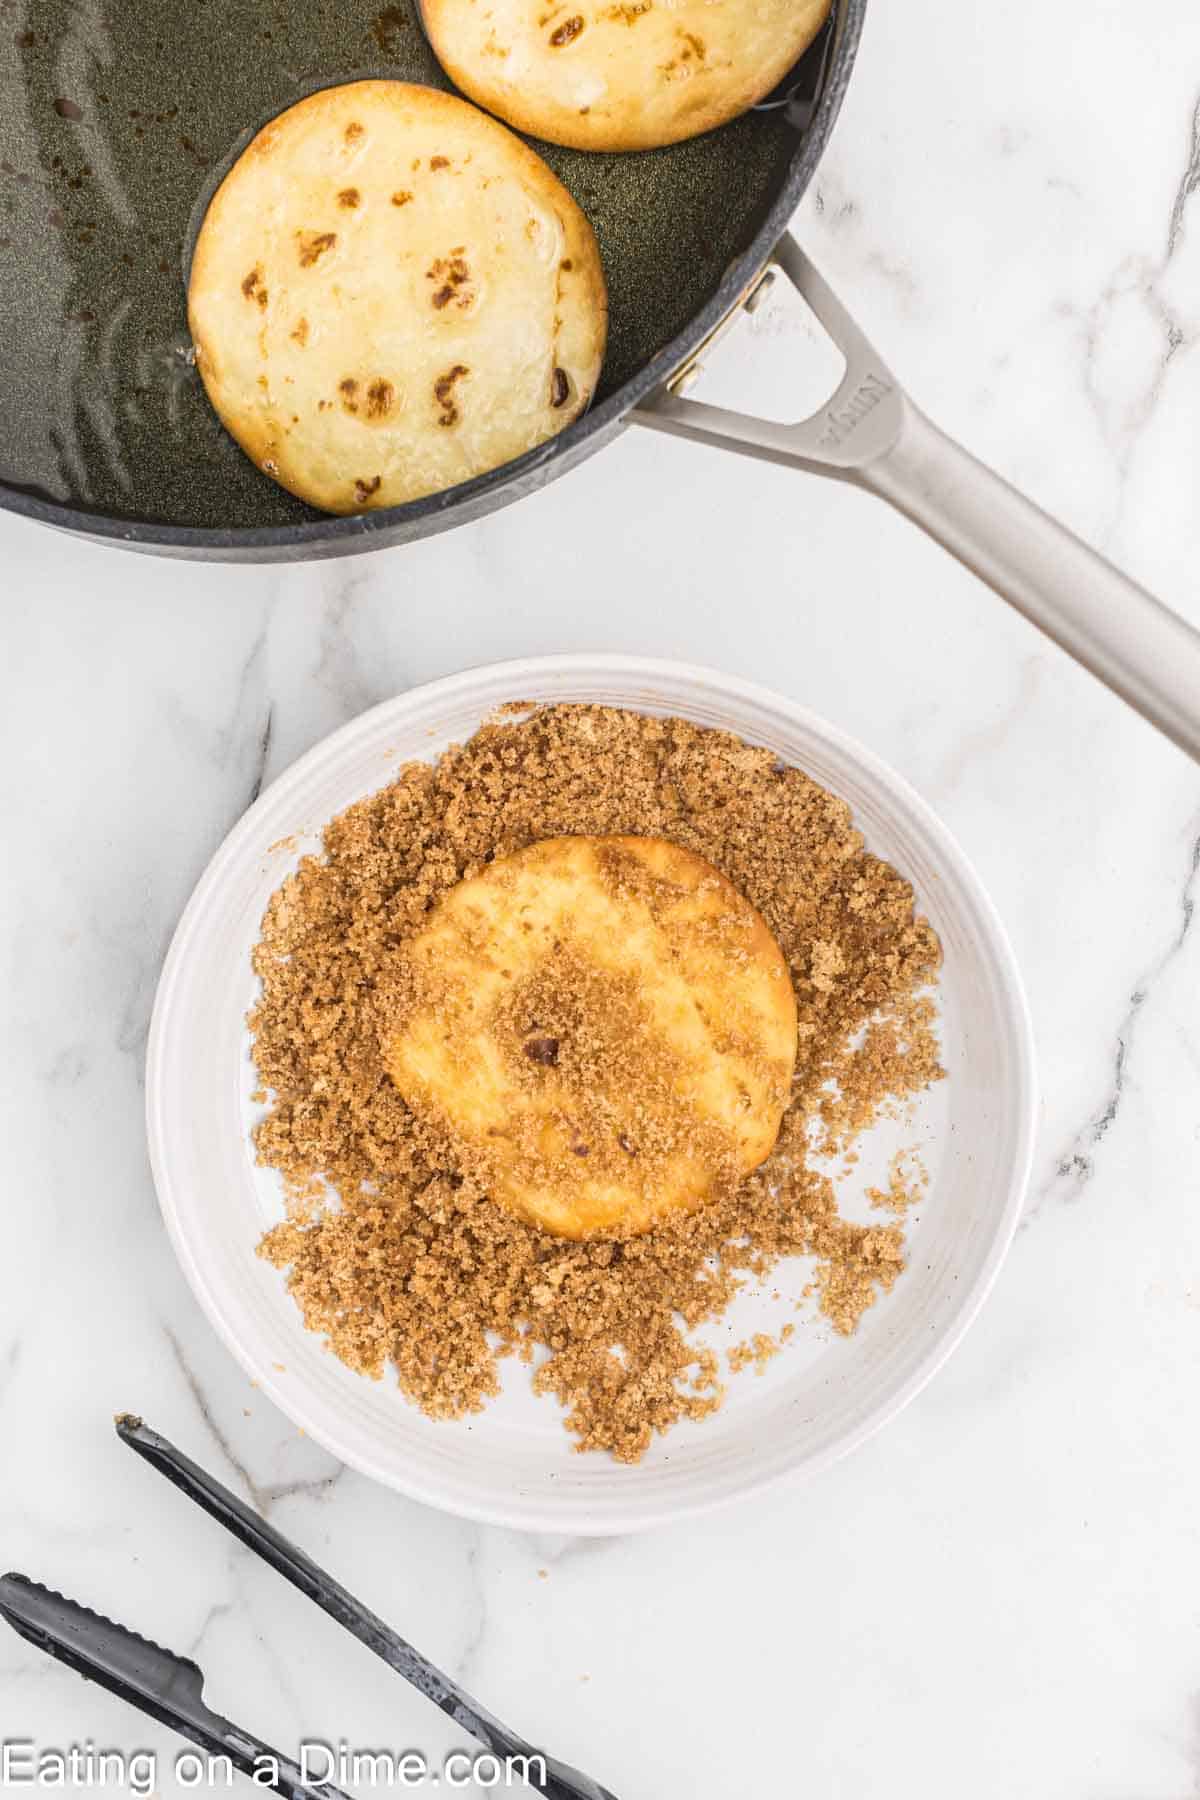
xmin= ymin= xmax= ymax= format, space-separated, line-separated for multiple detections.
xmin=434 ymin=363 xmax=468 ymax=426
xmin=607 ymin=0 xmax=651 ymax=17
xmin=391 ymin=189 xmax=413 ymax=206
xmin=242 ymin=267 xmax=268 ymax=308
xmin=561 ymin=257 xmax=574 ymax=270
xmin=338 ymin=187 xmax=361 ymax=208
xmin=339 ymin=376 xmax=359 ymax=414
xmin=426 ymin=250 xmax=472 ymax=310
xmin=354 ymin=475 xmax=382 ymax=503
xmin=661 ymin=26 xmax=705 ymax=76
xmin=550 ymin=14 xmax=584 ymax=44
xmin=551 ymin=367 xmax=570 ymax=408
xmin=291 ymin=317 xmax=309 ymax=346
xmin=318 ymin=399 xmax=332 ymax=411
xmin=366 ymin=378 xmax=395 ymax=419
xmin=430 ymin=155 xmax=450 ymax=170
xmin=345 ymin=122 xmax=365 ymax=144
xmin=297 ymin=230 xmax=337 ymax=268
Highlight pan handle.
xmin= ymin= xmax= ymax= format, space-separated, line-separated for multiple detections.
xmin=633 ymin=234 xmax=1200 ymax=763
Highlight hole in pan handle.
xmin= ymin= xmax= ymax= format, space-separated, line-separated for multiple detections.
xmin=634 ymin=234 xmax=1200 ymax=763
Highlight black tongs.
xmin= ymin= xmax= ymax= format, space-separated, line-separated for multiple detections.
xmin=0 ymin=1415 xmax=618 ymax=1800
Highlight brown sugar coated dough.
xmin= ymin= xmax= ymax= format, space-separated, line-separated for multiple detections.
xmin=382 ymin=835 xmax=797 ymax=1238
xmin=252 ymin=704 xmax=944 ymax=1462
xmin=188 ymin=81 xmax=606 ymax=515
xmin=421 ymin=0 xmax=831 ymax=152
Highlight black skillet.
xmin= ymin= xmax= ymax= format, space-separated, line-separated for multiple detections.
xmin=0 ymin=0 xmax=861 ymax=551
xmin=2 ymin=0 xmax=1198 ymax=755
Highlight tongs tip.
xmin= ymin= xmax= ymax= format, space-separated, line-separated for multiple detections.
xmin=115 ymin=1413 xmax=161 ymax=1453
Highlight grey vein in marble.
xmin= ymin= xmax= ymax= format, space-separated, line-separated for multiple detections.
xmin=111 ymin=629 xmax=274 ymax=1059
xmin=314 ymin=573 xmax=396 ymax=727
xmin=1167 ymin=92 xmax=1200 ymax=258
xmin=451 ymin=1534 xmax=490 ymax=1689
xmin=1033 ymin=822 xmax=1200 ymax=1214
xmin=1075 ymin=90 xmax=1200 ymax=516
xmin=163 ymin=1326 xmax=342 ymax=1517
xmin=247 ymin=703 xmax=275 ymax=810
xmin=0 ymin=1338 xmax=22 ymax=1406
xmin=937 ymin=656 xmax=1042 ymax=791
xmin=177 ymin=1597 xmax=235 ymax=1667
xmin=525 ymin=1534 xmax=619 ymax=1572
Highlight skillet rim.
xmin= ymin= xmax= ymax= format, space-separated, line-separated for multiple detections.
xmin=0 ymin=0 xmax=867 ymax=560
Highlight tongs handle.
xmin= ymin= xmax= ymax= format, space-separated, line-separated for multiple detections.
xmin=0 ymin=1572 xmax=347 ymax=1800
xmin=116 ymin=1417 xmax=616 ymax=1800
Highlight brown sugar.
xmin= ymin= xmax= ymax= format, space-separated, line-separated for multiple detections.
xmin=867 ymin=1148 xmax=931 ymax=1218
xmin=727 ymin=1326 xmax=795 ymax=1375
xmin=251 ymin=704 xmax=944 ymax=1462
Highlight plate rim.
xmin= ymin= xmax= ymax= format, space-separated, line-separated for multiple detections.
xmin=146 ymin=653 xmax=1038 ymax=1532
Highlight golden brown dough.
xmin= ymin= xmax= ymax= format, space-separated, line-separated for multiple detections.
xmin=382 ymin=834 xmax=798 ymax=1237
xmin=421 ymin=0 xmax=832 ymax=151
xmin=188 ymin=80 xmax=606 ymax=514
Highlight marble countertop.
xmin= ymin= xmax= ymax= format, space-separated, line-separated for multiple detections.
xmin=3 ymin=1 xmax=1200 ymax=1794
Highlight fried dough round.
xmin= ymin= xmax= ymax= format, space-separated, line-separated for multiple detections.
xmin=188 ymin=81 xmax=607 ymax=515
xmin=382 ymin=835 xmax=797 ymax=1238
xmin=421 ymin=0 xmax=831 ymax=152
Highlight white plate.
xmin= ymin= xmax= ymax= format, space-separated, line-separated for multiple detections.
xmin=146 ymin=656 xmax=1036 ymax=1533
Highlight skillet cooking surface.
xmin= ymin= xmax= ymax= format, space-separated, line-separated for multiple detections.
xmin=0 ymin=1 xmax=840 ymax=532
